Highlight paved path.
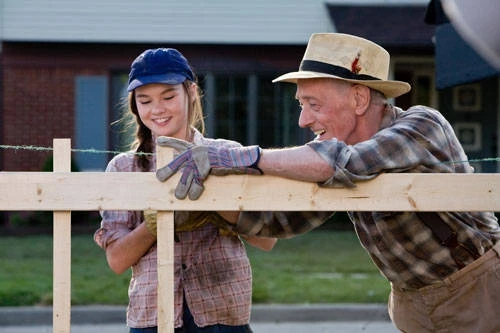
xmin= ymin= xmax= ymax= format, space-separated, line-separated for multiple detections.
xmin=2 ymin=322 xmax=399 ymax=333
xmin=0 ymin=304 xmax=400 ymax=332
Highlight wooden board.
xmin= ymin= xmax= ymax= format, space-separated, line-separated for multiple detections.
xmin=0 ymin=172 xmax=498 ymax=212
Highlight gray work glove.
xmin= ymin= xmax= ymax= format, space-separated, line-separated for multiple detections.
xmin=156 ymin=137 xmax=262 ymax=200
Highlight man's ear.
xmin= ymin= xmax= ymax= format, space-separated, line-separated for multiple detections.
xmin=352 ymin=84 xmax=371 ymax=115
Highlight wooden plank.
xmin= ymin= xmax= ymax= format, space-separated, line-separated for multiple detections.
xmin=0 ymin=172 xmax=498 ymax=211
xmin=156 ymin=146 xmax=175 ymax=333
xmin=52 ymin=139 xmax=72 ymax=333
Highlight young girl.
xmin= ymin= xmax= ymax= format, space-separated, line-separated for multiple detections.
xmin=94 ymin=48 xmax=276 ymax=333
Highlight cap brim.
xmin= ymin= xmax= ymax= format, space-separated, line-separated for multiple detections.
xmin=272 ymin=71 xmax=411 ymax=98
xmin=128 ymin=73 xmax=187 ymax=92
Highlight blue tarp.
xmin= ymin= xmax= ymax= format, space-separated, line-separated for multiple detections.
xmin=435 ymin=23 xmax=499 ymax=89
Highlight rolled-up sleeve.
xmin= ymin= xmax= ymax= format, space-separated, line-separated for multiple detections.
xmin=306 ymin=139 xmax=377 ymax=188
xmin=94 ymin=210 xmax=139 ymax=250
xmin=306 ymin=105 xmax=471 ymax=188
xmin=236 ymin=211 xmax=334 ymax=238
xmin=93 ymin=152 xmax=141 ymax=250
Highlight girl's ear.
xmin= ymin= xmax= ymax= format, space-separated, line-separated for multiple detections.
xmin=352 ymin=84 xmax=371 ymax=116
xmin=188 ymin=82 xmax=198 ymax=104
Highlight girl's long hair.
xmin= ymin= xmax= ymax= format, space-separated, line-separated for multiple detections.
xmin=123 ymin=78 xmax=205 ymax=172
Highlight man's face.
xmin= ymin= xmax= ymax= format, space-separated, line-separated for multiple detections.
xmin=296 ymin=78 xmax=358 ymax=144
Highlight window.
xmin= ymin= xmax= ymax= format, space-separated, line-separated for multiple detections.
xmin=393 ymin=60 xmax=437 ymax=110
xmin=74 ymin=75 xmax=109 ymax=171
xmin=212 ymin=75 xmax=248 ymax=144
xmin=109 ymin=73 xmax=135 ymax=153
xmin=202 ymin=73 xmax=311 ymax=148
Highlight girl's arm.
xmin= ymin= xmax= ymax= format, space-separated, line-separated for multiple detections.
xmin=105 ymin=223 xmax=156 ymax=274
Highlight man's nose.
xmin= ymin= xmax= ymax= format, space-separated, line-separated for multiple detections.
xmin=298 ymin=108 xmax=312 ymax=128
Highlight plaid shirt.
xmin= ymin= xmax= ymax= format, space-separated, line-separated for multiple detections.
xmin=94 ymin=131 xmax=252 ymax=328
xmin=238 ymin=105 xmax=500 ymax=289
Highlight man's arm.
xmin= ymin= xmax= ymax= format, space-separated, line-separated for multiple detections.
xmin=219 ymin=210 xmax=335 ymax=240
xmin=259 ymin=145 xmax=334 ymax=182
xmin=236 ymin=211 xmax=335 ymax=238
xmin=155 ymin=137 xmax=335 ymax=199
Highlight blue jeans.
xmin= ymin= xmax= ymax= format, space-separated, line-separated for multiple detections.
xmin=130 ymin=301 xmax=252 ymax=333
xmin=131 ymin=326 xmax=251 ymax=333
xmin=130 ymin=328 xmax=157 ymax=333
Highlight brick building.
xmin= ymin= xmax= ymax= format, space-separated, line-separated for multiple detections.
xmin=1 ymin=0 xmax=498 ymax=174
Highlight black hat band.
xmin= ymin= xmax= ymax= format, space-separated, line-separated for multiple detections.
xmin=299 ymin=60 xmax=380 ymax=81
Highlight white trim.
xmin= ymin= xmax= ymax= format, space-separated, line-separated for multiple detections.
xmin=454 ymin=122 xmax=482 ymax=152
xmin=0 ymin=0 xmax=333 ymax=44
xmin=453 ymin=83 xmax=482 ymax=112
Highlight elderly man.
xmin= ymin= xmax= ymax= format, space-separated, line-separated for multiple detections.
xmin=156 ymin=33 xmax=500 ymax=333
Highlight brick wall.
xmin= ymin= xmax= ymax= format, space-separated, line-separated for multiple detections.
xmin=2 ymin=66 xmax=106 ymax=171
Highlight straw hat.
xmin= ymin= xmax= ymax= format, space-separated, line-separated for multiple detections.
xmin=273 ymin=33 xmax=411 ymax=98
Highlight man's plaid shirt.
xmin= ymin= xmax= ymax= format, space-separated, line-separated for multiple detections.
xmin=237 ymin=105 xmax=499 ymax=289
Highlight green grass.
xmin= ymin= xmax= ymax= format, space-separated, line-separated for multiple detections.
xmin=247 ymin=231 xmax=389 ymax=303
xmin=0 ymin=231 xmax=390 ymax=306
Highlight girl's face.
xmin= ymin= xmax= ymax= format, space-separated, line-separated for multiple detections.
xmin=134 ymin=82 xmax=194 ymax=140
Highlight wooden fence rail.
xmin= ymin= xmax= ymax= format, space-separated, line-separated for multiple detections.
xmin=1 ymin=139 xmax=499 ymax=332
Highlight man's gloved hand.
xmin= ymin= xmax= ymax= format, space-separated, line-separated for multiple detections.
xmin=143 ymin=209 xmax=157 ymax=237
xmin=156 ymin=137 xmax=262 ymax=200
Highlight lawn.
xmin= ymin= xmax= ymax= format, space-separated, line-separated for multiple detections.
xmin=0 ymin=230 xmax=390 ymax=306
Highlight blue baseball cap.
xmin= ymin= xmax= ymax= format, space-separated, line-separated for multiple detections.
xmin=127 ymin=48 xmax=195 ymax=92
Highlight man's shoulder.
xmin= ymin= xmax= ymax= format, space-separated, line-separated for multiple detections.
xmin=400 ymin=105 xmax=447 ymax=123
xmin=404 ymin=105 xmax=440 ymax=115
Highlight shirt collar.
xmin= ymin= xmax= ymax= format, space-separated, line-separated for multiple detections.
xmin=379 ymin=104 xmax=402 ymax=131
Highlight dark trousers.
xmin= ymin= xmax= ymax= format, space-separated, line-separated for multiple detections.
xmin=130 ymin=300 xmax=252 ymax=333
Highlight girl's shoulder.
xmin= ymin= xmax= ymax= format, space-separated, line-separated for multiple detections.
xmin=105 ymin=151 xmax=138 ymax=172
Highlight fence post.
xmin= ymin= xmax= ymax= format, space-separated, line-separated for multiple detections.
xmin=156 ymin=145 xmax=175 ymax=333
xmin=53 ymin=138 xmax=72 ymax=332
